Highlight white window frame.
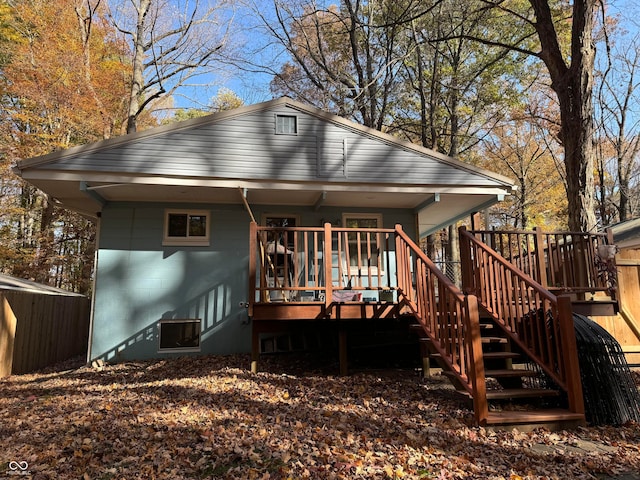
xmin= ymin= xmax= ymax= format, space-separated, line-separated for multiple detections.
xmin=163 ymin=209 xmax=210 ymax=246
xmin=341 ymin=213 xmax=384 ymax=275
xmin=157 ymin=318 xmax=202 ymax=353
xmin=342 ymin=213 xmax=383 ymax=229
xmin=275 ymin=114 xmax=298 ymax=135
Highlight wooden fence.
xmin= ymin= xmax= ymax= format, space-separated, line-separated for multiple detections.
xmin=592 ymin=247 xmax=640 ymax=366
xmin=1 ymin=290 xmax=90 ymax=376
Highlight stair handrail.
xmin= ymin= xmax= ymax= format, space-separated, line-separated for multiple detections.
xmin=394 ymin=225 xmax=488 ymax=424
xmin=459 ymin=226 xmax=585 ymax=416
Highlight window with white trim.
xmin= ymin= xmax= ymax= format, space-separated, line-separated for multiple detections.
xmin=163 ymin=209 xmax=210 ymax=246
xmin=275 ymin=114 xmax=298 ymax=135
xmin=343 ymin=213 xmax=382 ymax=230
xmin=158 ymin=319 xmax=201 ymax=352
xmin=342 ymin=213 xmax=383 ymax=270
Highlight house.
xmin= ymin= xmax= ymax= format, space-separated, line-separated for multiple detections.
xmin=20 ymin=97 xmax=612 ymax=428
xmin=14 ymin=97 xmax=515 ymax=364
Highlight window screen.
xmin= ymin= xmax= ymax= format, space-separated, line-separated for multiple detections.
xmin=275 ymin=115 xmax=297 ymax=134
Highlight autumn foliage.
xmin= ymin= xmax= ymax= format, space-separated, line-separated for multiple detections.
xmin=0 ymin=0 xmax=133 ymax=293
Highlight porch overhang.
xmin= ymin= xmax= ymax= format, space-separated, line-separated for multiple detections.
xmin=14 ymin=168 xmax=513 ymax=228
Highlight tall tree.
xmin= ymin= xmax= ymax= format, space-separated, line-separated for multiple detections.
xmin=266 ymin=0 xmax=423 ymax=129
xmin=453 ymin=0 xmax=598 ymax=231
xmin=595 ymin=33 xmax=640 ymax=224
xmin=479 ymin=110 xmax=567 ymax=229
xmin=107 ymin=0 xmax=236 ymax=133
xmin=398 ymin=0 xmax=531 ymax=156
xmin=0 ymin=0 xmax=129 ymax=292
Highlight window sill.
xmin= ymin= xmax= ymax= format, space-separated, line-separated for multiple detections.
xmin=162 ymin=239 xmax=210 ymax=247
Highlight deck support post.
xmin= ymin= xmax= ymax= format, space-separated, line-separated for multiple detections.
xmin=338 ymin=326 xmax=348 ymax=376
xmin=418 ymin=338 xmax=431 ymax=378
xmin=251 ymin=323 xmax=260 ymax=374
xmin=557 ymin=295 xmax=585 ymax=417
xmin=422 ymin=355 xmax=431 ymax=379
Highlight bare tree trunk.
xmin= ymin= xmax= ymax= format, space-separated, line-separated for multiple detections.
xmin=530 ymin=0 xmax=597 ymax=232
xmin=126 ymin=0 xmax=151 ymax=134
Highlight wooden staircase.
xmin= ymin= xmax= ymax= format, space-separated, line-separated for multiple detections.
xmin=413 ymin=311 xmax=585 ymax=429
xmin=394 ymin=225 xmax=587 ymax=429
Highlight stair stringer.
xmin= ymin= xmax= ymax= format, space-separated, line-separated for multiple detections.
xmin=394 ymin=227 xmax=489 ymax=424
xmin=459 ymin=226 xmax=586 ymax=421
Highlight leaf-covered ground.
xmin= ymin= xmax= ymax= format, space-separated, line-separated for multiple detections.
xmin=1 ymin=355 xmax=639 ymax=480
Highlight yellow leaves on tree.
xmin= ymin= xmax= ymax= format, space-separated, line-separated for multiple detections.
xmin=477 ymin=112 xmax=568 ymax=230
xmin=2 ymin=0 xmax=132 ymax=160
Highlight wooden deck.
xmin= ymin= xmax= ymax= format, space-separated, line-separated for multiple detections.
xmin=248 ymin=222 xmax=619 ymax=428
xmin=251 ymin=301 xmax=400 ymax=321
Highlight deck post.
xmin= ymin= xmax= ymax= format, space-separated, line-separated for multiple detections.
xmin=251 ymin=322 xmax=260 ymax=374
xmin=465 ymin=294 xmax=488 ymax=425
xmin=533 ymin=227 xmax=548 ymax=289
xmin=324 ymin=223 xmax=333 ymax=309
xmin=420 ymin=340 xmax=431 ymax=378
xmin=557 ymin=295 xmax=585 ymax=416
xmin=605 ymin=228 xmax=618 ymax=303
xmin=394 ymin=224 xmax=409 ymax=302
xmin=459 ymin=226 xmax=475 ymax=295
xmin=339 ymin=325 xmax=348 ymax=376
xmin=249 ymin=222 xmax=257 ymax=317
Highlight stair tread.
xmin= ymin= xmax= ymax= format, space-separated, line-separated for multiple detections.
xmin=482 ymin=351 xmax=520 ymax=359
xmin=486 ymin=409 xmax=584 ymax=426
xmin=427 ymin=350 xmax=521 ymax=359
xmin=481 ymin=336 xmax=508 ymax=344
xmin=456 ymin=388 xmax=559 ymax=400
xmin=487 ymin=388 xmax=559 ymax=399
xmin=441 ymin=369 xmax=539 ymax=380
xmin=484 ymin=368 xmax=538 ymax=378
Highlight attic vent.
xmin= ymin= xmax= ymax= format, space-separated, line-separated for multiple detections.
xmin=275 ymin=114 xmax=297 ymax=135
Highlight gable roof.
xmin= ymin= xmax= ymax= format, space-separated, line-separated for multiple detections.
xmin=14 ymin=97 xmax=515 ymax=236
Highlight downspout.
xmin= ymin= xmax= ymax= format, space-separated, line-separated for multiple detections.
xmin=238 ymin=187 xmax=256 ymax=222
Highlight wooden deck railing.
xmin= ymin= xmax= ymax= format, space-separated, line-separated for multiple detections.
xmin=459 ymin=226 xmax=585 ymax=416
xmin=249 ymin=222 xmax=398 ymax=308
xmin=468 ymin=227 xmax=616 ymax=297
xmin=395 ymin=226 xmax=488 ymax=423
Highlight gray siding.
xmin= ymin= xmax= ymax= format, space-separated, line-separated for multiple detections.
xmin=46 ymin=104 xmax=501 ymax=187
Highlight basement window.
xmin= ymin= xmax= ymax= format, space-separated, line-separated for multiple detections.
xmin=275 ymin=114 xmax=298 ymax=135
xmin=158 ymin=319 xmax=201 ymax=352
xmin=163 ymin=209 xmax=210 ymax=246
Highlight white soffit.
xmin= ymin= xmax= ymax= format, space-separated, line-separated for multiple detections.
xmin=417 ymin=193 xmax=502 ymax=237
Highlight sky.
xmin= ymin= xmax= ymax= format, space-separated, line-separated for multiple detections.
xmin=170 ymin=1 xmax=282 ymax=111
xmin=173 ymin=0 xmax=640 ymax=112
